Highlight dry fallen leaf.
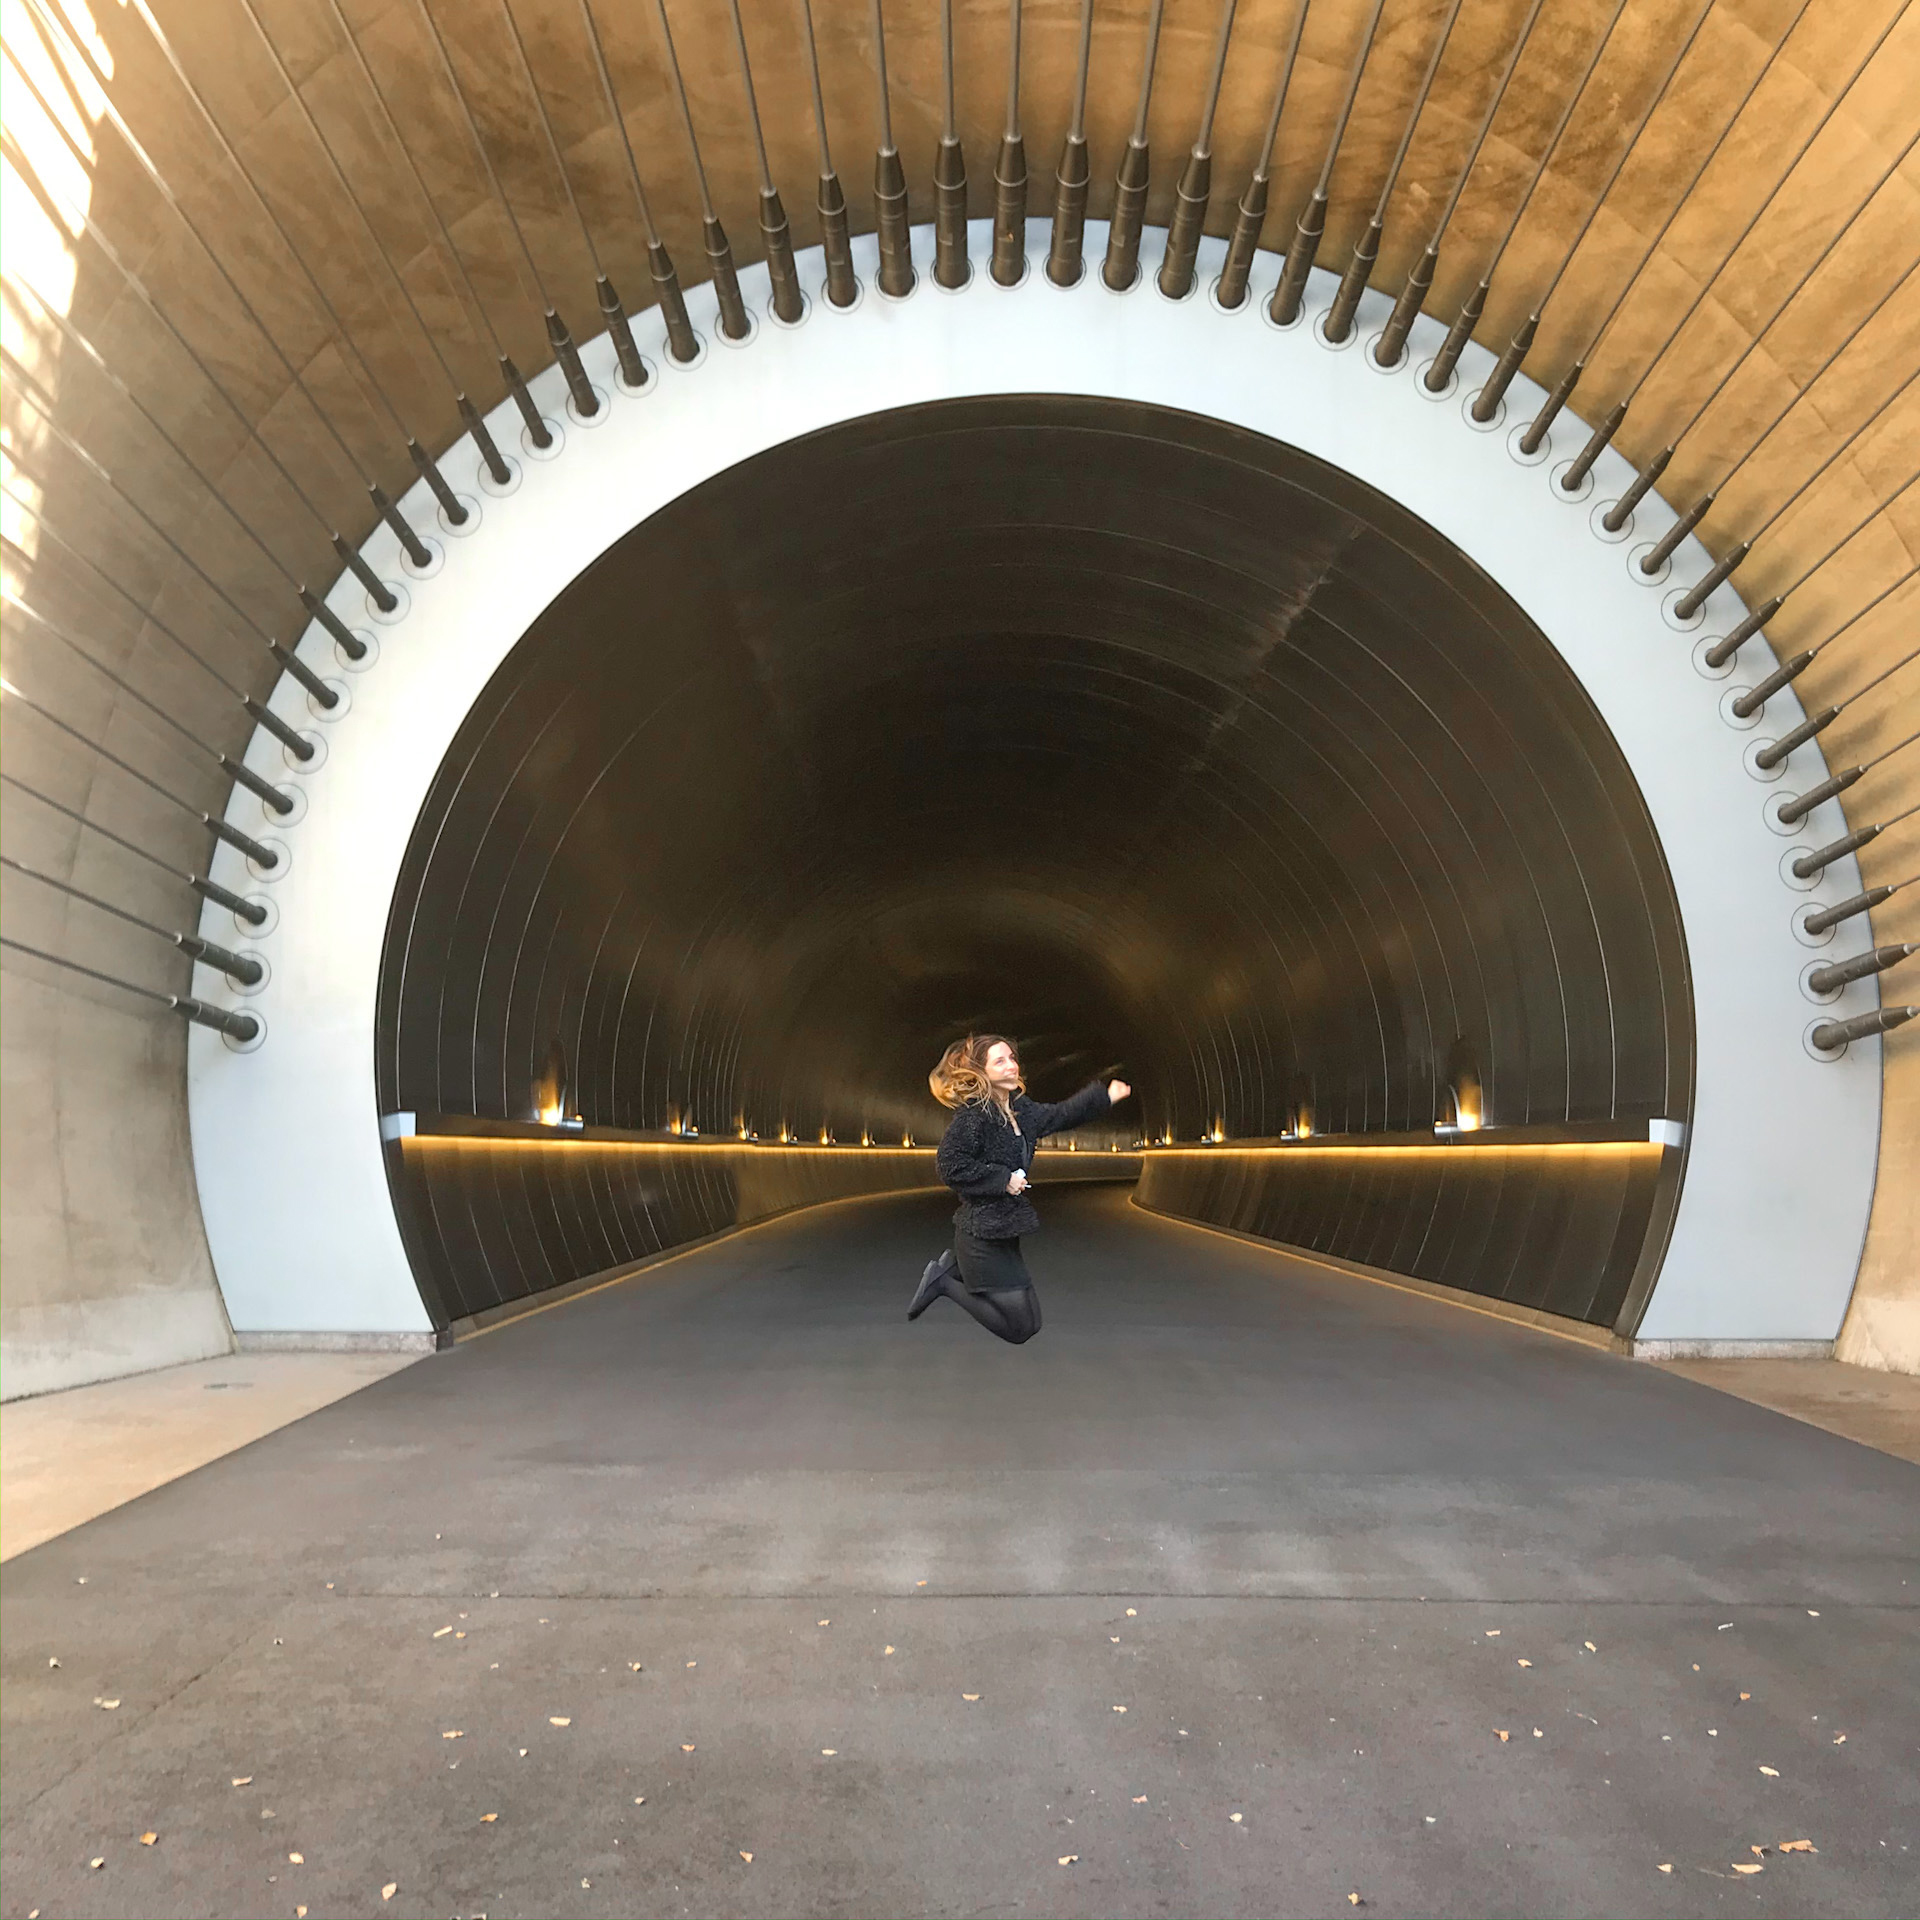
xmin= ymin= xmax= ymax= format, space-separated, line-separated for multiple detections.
xmin=518 ymin=1748 xmax=528 ymax=1757
xmin=139 ymin=1832 xmax=157 ymax=1846
xmin=1733 ymin=1863 xmax=1763 ymax=1875
xmin=1656 ymin=1864 xmax=1672 ymax=1875
xmin=89 ymin=1858 xmax=104 ymax=1870
xmin=1584 ymin=1641 xmax=1597 ymax=1652
xmin=1058 ymin=1854 xmax=1079 ymax=1866
xmin=1751 ymin=1845 xmax=1769 ymax=1858
xmin=549 ymin=1717 xmax=571 ymax=1728
xmin=686 ymin=1661 xmax=697 ymax=1668
xmin=1807 ymin=1610 xmax=1819 ymax=1618
xmin=1125 ymin=1608 xmax=1137 ymax=1617
xmin=1229 ymin=1812 xmax=1244 ymax=1824
xmin=1832 ymin=1734 xmax=1846 ymax=1745
xmin=1532 ymin=1729 xmax=1544 ymax=1739
xmin=883 ymin=1645 xmax=895 ymax=1655
xmin=297 ymin=1908 xmax=307 ymax=1916
xmin=1485 ymin=1629 xmax=1500 ymax=1638
xmin=1740 ymin=1692 xmax=1751 ymax=1701
xmin=1113 ymin=1705 xmax=1128 ymax=1713
xmin=1348 ymin=1895 xmax=1363 ymax=1907
xmin=1133 ymin=1795 xmax=1149 ymax=1804
xmin=634 ymin=1796 xmax=646 ymax=1805
xmin=382 ymin=1883 xmax=397 ymax=1901
xmin=1516 ymin=1659 xmax=1532 ymax=1668
xmin=1759 ymin=1766 xmax=1780 ymax=1777
xmin=629 ymin=1662 xmax=643 ymax=1672
xmin=916 ymin=1580 xmax=927 ymax=1588
xmin=480 ymin=1813 xmax=498 ymax=1824
xmin=288 ymin=1852 xmax=304 ymax=1865
xmin=1778 ymin=1840 xmax=1816 ymax=1853
xmin=94 ymin=1698 xmax=120 ymax=1711
xmin=681 ymin=1743 xmax=696 ymax=1752
xmin=442 ymin=1730 xmax=464 ymax=1740
xmin=581 ymin=1880 xmax=591 ymax=1889
xmin=231 ymin=1777 xmax=252 ymax=1788
xmin=962 ymin=1693 xmax=980 ymax=1702
xmin=1494 ymin=1730 xmax=1510 ymax=1742
xmin=1110 ymin=1635 xmax=1120 ymax=1643
xmin=821 ymin=1749 xmax=837 ymax=1756
xmin=739 ymin=1851 xmax=753 ymax=1863
xmin=818 ymin=1619 xmax=830 ymax=1627
xmin=47 ymin=1657 xmax=59 ymax=1669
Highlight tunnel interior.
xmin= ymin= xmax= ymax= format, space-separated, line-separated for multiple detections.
xmin=376 ymin=395 xmax=1693 ymax=1329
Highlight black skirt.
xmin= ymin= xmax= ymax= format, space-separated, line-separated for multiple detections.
xmin=953 ymin=1226 xmax=1035 ymax=1293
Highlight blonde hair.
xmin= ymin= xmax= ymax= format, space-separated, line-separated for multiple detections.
xmin=929 ymin=1033 xmax=1023 ymax=1109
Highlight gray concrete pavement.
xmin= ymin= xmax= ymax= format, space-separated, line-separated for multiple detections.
xmin=3 ymin=1185 xmax=1915 ymax=1918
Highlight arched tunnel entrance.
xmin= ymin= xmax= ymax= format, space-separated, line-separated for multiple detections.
xmin=375 ymin=394 xmax=1691 ymax=1334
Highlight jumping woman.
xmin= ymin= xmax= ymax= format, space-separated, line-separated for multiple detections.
xmin=907 ymin=1034 xmax=1132 ymax=1343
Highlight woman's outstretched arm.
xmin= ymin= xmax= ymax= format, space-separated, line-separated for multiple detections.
xmin=1022 ymin=1081 xmax=1118 ymax=1139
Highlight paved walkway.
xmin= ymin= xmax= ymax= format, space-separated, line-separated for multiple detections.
xmin=3 ymin=1186 xmax=1914 ymax=1917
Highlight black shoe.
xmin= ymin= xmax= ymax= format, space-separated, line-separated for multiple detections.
xmin=908 ymin=1249 xmax=955 ymax=1320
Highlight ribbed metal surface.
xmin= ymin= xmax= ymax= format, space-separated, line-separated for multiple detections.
xmin=376 ymin=394 xmax=1692 ymax=1318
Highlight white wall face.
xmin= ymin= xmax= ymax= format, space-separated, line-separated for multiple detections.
xmin=186 ymin=224 xmax=1880 ymax=1342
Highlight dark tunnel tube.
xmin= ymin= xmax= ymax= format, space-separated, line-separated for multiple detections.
xmin=376 ymin=396 xmax=1693 ymax=1333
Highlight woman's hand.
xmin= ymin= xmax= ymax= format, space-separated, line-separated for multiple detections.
xmin=1106 ymin=1079 xmax=1132 ymax=1106
xmin=1007 ymin=1168 xmax=1030 ymax=1195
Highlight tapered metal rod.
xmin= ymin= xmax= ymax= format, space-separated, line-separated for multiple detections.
xmin=1472 ymin=0 xmax=1717 ymax=422
xmin=1103 ymin=0 xmax=1167 ymax=292
xmin=1793 ymin=802 xmax=1919 ymax=880
xmin=498 ymin=0 xmax=649 ymax=393
xmin=1521 ymin=0 xmax=1821 ymax=454
xmin=722 ymin=0 xmax=806 ymax=323
xmin=1046 ymin=0 xmax=1098 ymax=287
xmin=1372 ymin=0 xmax=1549 ymax=365
xmin=933 ymin=0 xmax=972 ymax=289
xmin=1216 ymin=0 xmax=1311 ymax=311
xmin=1812 ymin=1006 xmax=1917 ymax=1052
xmin=574 ymin=0 xmax=699 ymax=361
xmin=1703 ymin=535 xmax=1918 ymax=675
xmin=1427 ymin=0 xmax=1633 ymax=391
xmin=1671 ymin=397 xmax=1920 ymax=621
xmin=797 ymin=0 xmax=860 ymax=307
xmin=16 ymin=0 xmax=429 ymax=555
xmin=118 ymin=0 xmax=449 ymax=482
xmin=1776 ymin=728 xmax=1918 ymax=826
xmin=991 ymin=0 xmax=1028 ymax=286
xmin=1 ymin=773 xmax=268 ymax=927
xmin=0 ymin=936 xmax=262 ymax=1042
xmin=0 ymin=354 xmax=352 ymax=693
xmin=1324 ymin=0 xmax=1464 ymax=343
xmin=1269 ymin=0 xmax=1388 ymax=327
xmin=2 ymin=855 xmax=264 ymax=986
xmin=1158 ymin=0 xmax=1239 ymax=301
xmin=231 ymin=0 xmax=486 ymax=507
xmin=0 ymin=680 xmax=282 ymax=870
xmin=2 ymin=593 xmax=299 ymax=812
xmin=1803 ymin=878 xmax=1910 ymax=937
xmin=1810 ymin=945 xmax=1916 ymax=996
xmin=872 ymin=0 xmax=916 ymax=296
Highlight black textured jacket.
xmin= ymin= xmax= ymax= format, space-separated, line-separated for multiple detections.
xmin=935 ymin=1083 xmax=1114 ymax=1239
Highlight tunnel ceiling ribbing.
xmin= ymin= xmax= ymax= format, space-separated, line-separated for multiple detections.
xmin=377 ymin=395 xmax=1692 ymax=1148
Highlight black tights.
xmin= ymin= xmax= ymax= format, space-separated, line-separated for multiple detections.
xmin=941 ymin=1277 xmax=1043 ymax=1344
xmin=942 ymin=1231 xmax=1043 ymax=1344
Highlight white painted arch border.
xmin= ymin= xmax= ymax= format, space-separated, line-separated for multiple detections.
xmin=187 ymin=221 xmax=1882 ymax=1343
